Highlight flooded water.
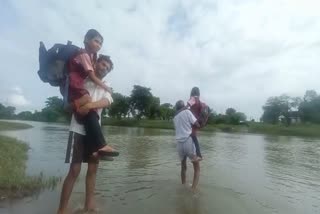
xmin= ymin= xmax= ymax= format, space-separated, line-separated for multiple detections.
xmin=1 ymin=120 xmax=320 ymax=214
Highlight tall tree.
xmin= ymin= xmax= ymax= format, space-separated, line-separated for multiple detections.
xmin=299 ymin=90 xmax=320 ymax=123
xmin=235 ymin=112 xmax=247 ymax=122
xmin=303 ymin=90 xmax=317 ymax=102
xmin=159 ymin=103 xmax=174 ymax=120
xmin=41 ymin=96 xmax=67 ymax=122
xmin=108 ymin=93 xmax=130 ymax=119
xmin=226 ymin=108 xmax=236 ymax=116
xmin=16 ymin=111 xmax=33 ymax=120
xmin=262 ymin=95 xmax=301 ymax=125
xmin=130 ymin=85 xmax=153 ymax=119
xmin=0 ymin=103 xmax=16 ymax=119
xmin=45 ymin=96 xmax=64 ymax=112
xmin=147 ymin=97 xmax=160 ymax=119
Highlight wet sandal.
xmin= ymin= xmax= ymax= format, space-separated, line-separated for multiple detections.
xmin=98 ymin=150 xmax=120 ymax=157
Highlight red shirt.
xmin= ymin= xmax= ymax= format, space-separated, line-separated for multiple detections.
xmin=188 ymin=96 xmax=202 ymax=135
xmin=68 ymin=50 xmax=96 ymax=102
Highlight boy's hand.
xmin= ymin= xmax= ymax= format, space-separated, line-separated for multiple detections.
xmin=103 ymin=84 xmax=112 ymax=94
xmin=77 ymin=103 xmax=92 ymax=116
xmin=193 ymin=121 xmax=201 ymax=128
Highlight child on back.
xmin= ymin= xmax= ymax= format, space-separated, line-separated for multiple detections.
xmin=67 ymin=29 xmax=118 ymax=157
xmin=187 ymin=87 xmax=204 ymax=160
xmin=68 ymin=29 xmax=110 ymax=114
xmin=173 ymin=100 xmax=201 ymax=163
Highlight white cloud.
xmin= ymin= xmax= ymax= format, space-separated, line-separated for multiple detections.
xmin=0 ymin=0 xmax=320 ymax=119
xmin=0 ymin=86 xmax=31 ymax=109
xmin=12 ymin=86 xmax=23 ymax=94
xmin=8 ymin=94 xmax=30 ymax=107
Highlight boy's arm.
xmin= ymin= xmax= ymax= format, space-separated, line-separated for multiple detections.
xmin=76 ymin=53 xmax=112 ymax=93
xmin=88 ymin=98 xmax=110 ymax=109
xmin=187 ymin=110 xmax=200 ymax=128
xmin=77 ymin=98 xmax=110 ymax=115
xmin=193 ymin=121 xmax=200 ymax=128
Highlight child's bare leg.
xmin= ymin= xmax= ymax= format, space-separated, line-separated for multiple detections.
xmin=181 ymin=157 xmax=187 ymax=185
xmin=57 ymin=163 xmax=81 ymax=214
xmin=191 ymin=155 xmax=201 ymax=162
xmin=84 ymin=162 xmax=99 ymax=212
xmin=191 ymin=161 xmax=200 ymax=193
xmin=191 ymin=135 xmax=203 ymax=159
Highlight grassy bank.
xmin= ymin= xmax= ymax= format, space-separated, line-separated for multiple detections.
xmin=102 ymin=118 xmax=250 ymax=132
xmin=0 ymin=121 xmax=33 ymax=131
xmin=102 ymin=118 xmax=320 ymax=137
xmin=248 ymin=123 xmax=320 ymax=137
xmin=102 ymin=118 xmax=247 ymax=133
xmin=103 ymin=118 xmax=175 ymax=129
xmin=0 ymin=121 xmax=59 ymax=200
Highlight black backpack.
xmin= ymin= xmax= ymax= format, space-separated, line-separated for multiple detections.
xmin=37 ymin=41 xmax=80 ymax=87
xmin=37 ymin=41 xmax=80 ymax=108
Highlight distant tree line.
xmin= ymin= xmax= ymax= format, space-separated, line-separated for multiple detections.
xmin=208 ymin=108 xmax=247 ymax=125
xmin=0 ymin=85 xmax=247 ymax=125
xmin=261 ymin=90 xmax=320 ymax=125
xmin=0 ymin=96 xmax=70 ymax=122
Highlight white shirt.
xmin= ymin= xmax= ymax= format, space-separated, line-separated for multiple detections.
xmin=173 ymin=109 xmax=197 ymax=143
xmin=69 ymin=79 xmax=113 ymax=135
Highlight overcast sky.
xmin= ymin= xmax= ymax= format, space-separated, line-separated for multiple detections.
xmin=1 ymin=0 xmax=320 ymax=120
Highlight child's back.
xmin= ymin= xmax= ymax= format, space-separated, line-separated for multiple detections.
xmin=188 ymin=96 xmax=202 ymax=119
xmin=187 ymin=87 xmax=205 ymax=159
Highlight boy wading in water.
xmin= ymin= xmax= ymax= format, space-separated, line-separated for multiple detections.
xmin=173 ymin=100 xmax=201 ymax=193
xmin=58 ymin=55 xmax=115 ymax=214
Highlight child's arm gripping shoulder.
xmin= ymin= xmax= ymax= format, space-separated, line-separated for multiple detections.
xmin=187 ymin=96 xmax=196 ymax=107
xmin=88 ymin=72 xmax=109 ymax=91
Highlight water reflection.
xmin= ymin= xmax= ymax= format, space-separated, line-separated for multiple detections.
xmin=174 ymin=188 xmax=201 ymax=214
xmin=264 ymin=135 xmax=320 ymax=213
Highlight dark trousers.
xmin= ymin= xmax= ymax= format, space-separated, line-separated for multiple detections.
xmin=83 ymin=111 xmax=107 ymax=154
xmin=191 ymin=134 xmax=202 ymax=158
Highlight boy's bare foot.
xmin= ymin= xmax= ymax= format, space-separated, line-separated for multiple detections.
xmin=191 ymin=156 xmax=201 ymax=162
xmin=85 ymin=202 xmax=99 ymax=213
xmin=56 ymin=209 xmax=67 ymax=214
xmin=86 ymin=208 xmax=100 ymax=212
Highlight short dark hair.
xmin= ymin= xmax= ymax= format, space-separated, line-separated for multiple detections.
xmin=97 ymin=54 xmax=114 ymax=71
xmin=175 ymin=100 xmax=185 ymax=111
xmin=190 ymin=87 xmax=200 ymax=97
xmin=84 ymin=29 xmax=103 ymax=43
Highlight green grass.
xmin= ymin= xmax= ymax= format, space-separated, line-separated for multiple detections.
xmin=248 ymin=122 xmax=320 ymax=137
xmin=103 ymin=118 xmax=320 ymax=138
xmin=0 ymin=135 xmax=60 ymax=200
xmin=0 ymin=121 xmax=33 ymax=131
xmin=102 ymin=118 xmax=174 ymax=129
xmin=102 ymin=118 xmax=248 ymax=133
xmin=0 ymin=121 xmax=59 ymax=200
xmin=102 ymin=118 xmax=239 ymax=131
